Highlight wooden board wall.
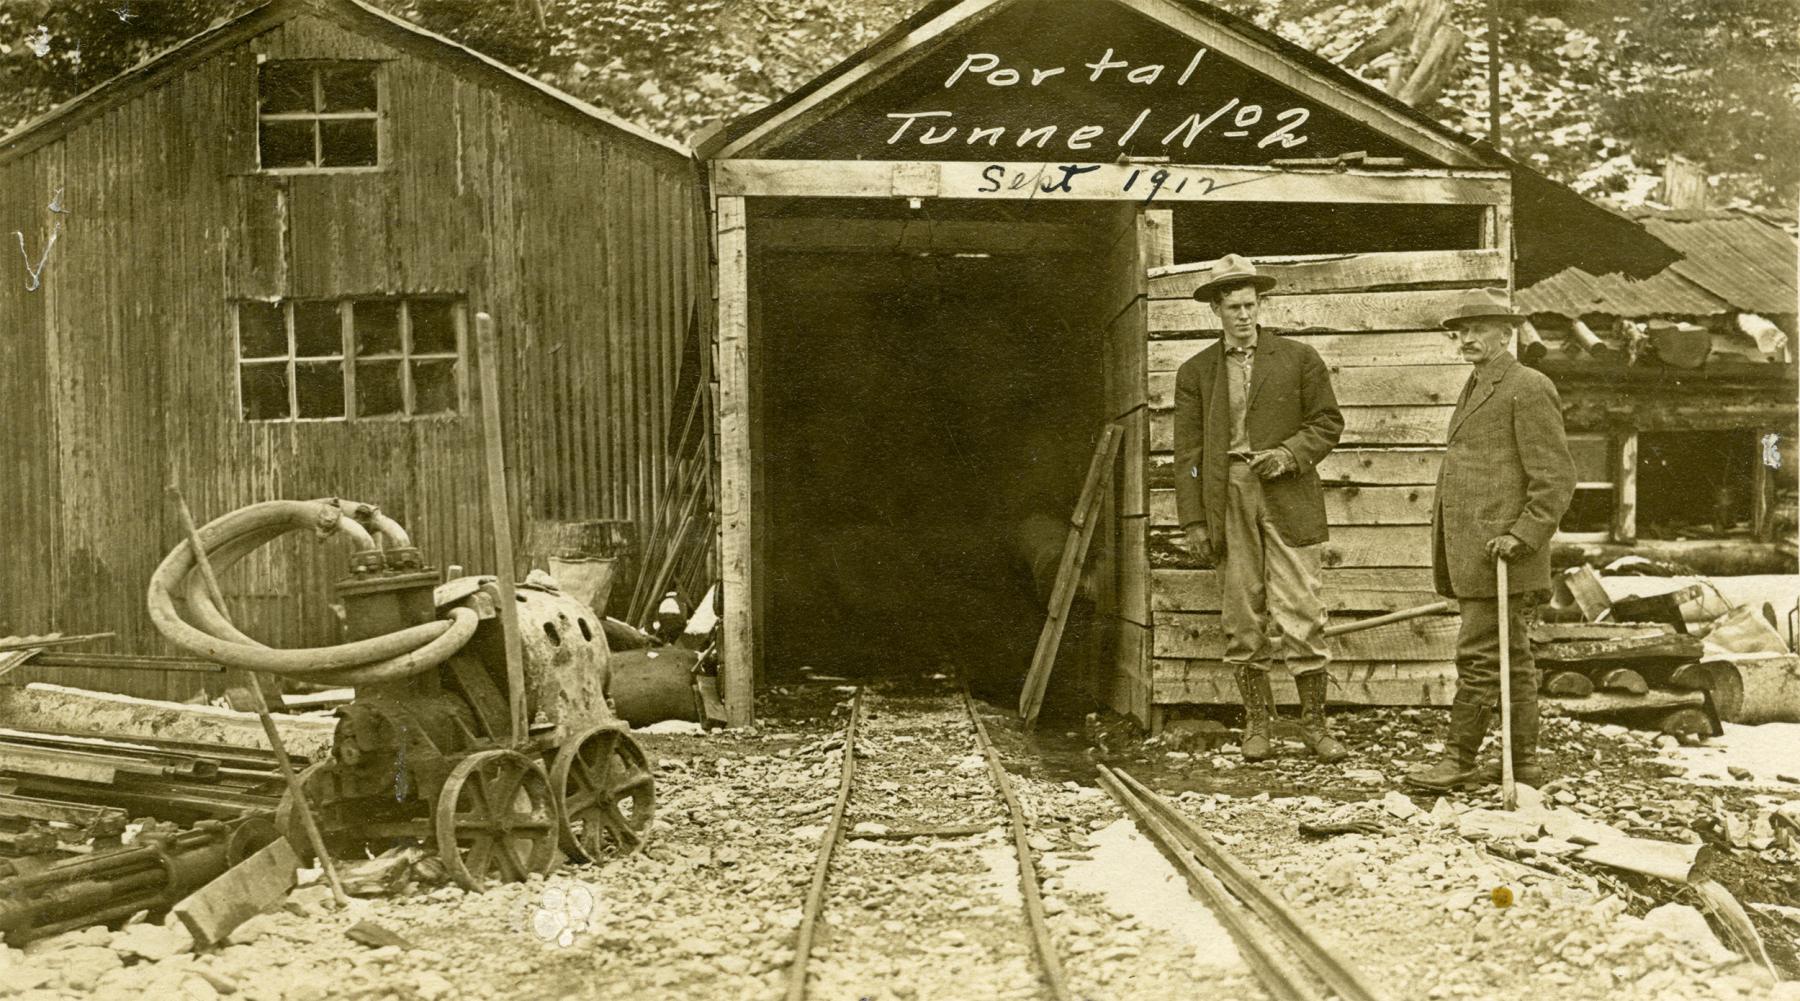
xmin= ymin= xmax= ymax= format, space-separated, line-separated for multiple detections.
xmin=0 ymin=13 xmax=702 ymax=699
xmin=1145 ymin=249 xmax=1507 ymax=706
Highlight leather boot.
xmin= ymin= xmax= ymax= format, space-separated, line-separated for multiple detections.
xmin=1294 ymin=671 xmax=1347 ymax=762
xmin=1405 ymin=700 xmax=1490 ymax=791
xmin=1235 ymin=665 xmax=1274 ymax=762
xmin=1478 ymin=695 xmax=1544 ymax=786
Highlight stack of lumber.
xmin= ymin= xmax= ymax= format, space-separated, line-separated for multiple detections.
xmin=1533 ymin=623 xmax=1721 ymax=738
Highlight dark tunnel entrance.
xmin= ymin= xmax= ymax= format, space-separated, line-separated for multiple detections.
xmin=753 ymin=200 xmax=1120 ymax=699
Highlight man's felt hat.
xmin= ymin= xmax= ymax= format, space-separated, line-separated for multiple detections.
xmin=1440 ymin=287 xmax=1526 ymax=328
xmin=1191 ymin=254 xmax=1277 ymax=302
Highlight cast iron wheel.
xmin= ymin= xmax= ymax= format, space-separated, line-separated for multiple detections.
xmin=551 ymin=724 xmax=656 ymax=861
xmin=433 ymin=749 xmax=559 ymax=890
xmin=274 ymin=762 xmax=367 ymax=865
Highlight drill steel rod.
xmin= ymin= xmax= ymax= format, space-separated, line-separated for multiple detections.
xmin=170 ymin=486 xmax=347 ymax=908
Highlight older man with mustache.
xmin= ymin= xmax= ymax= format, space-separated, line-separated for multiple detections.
xmin=1407 ymin=288 xmax=1575 ymax=791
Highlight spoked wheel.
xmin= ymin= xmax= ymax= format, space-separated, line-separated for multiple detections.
xmin=433 ymin=749 xmax=559 ymax=890
xmin=275 ymin=761 xmax=367 ymax=865
xmin=551 ymin=724 xmax=656 ymax=861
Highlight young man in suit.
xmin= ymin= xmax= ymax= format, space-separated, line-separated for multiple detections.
xmin=1407 ymin=288 xmax=1576 ymax=790
xmin=1172 ymin=255 xmax=1346 ymax=762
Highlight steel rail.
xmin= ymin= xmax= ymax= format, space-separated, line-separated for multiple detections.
xmin=784 ymin=688 xmax=863 ymax=1001
xmin=1096 ymin=765 xmax=1320 ymax=1001
xmin=962 ymin=688 xmax=1076 ymax=1001
xmin=1108 ymin=766 xmax=1388 ymax=1001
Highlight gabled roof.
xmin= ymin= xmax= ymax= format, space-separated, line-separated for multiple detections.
xmin=0 ymin=0 xmax=689 ymax=167
xmin=699 ymin=0 xmax=1503 ymax=167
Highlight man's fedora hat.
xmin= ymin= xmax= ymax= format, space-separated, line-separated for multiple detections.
xmin=1441 ymin=287 xmax=1526 ymax=328
xmin=1192 ymin=254 xmax=1277 ymax=302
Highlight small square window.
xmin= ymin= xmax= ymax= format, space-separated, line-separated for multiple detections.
xmin=412 ymin=359 xmax=459 ymax=415
xmin=238 ymin=302 xmax=286 ymax=358
xmin=293 ymin=302 xmax=342 ymax=357
xmin=258 ymin=63 xmax=314 ymax=114
xmin=320 ymin=120 xmax=378 ymax=168
xmin=258 ymin=61 xmax=379 ymax=171
xmin=240 ymin=363 xmax=290 ymax=421
xmin=295 ymin=361 xmax=345 ymax=418
xmin=410 ymin=300 xmax=459 ymax=354
xmin=356 ymin=360 xmax=404 ymax=417
xmin=355 ymin=300 xmax=402 ymax=356
xmin=319 ymin=65 xmax=378 ymax=112
xmin=259 ymin=120 xmax=314 ymax=170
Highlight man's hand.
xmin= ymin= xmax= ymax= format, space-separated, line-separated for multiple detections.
xmin=1248 ymin=447 xmax=1296 ymax=481
xmin=1485 ymin=533 xmax=1532 ymax=563
xmin=1184 ymin=524 xmax=1216 ymax=566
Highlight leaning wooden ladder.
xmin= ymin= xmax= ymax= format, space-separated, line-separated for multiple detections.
xmin=1018 ymin=422 xmax=1124 ymax=729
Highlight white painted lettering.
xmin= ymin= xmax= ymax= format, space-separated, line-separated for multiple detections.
xmin=1030 ymin=66 xmax=1066 ymax=86
xmin=1016 ymin=125 xmax=1057 ymax=149
xmin=1258 ymin=107 xmax=1311 ymax=149
xmin=886 ymin=110 xmax=953 ymax=144
xmin=1223 ymin=104 xmax=1262 ymax=137
xmin=1176 ymin=48 xmax=1206 ymax=86
xmin=1085 ymin=48 xmax=1128 ymax=82
xmin=1126 ymin=64 xmax=1164 ymax=85
xmin=988 ymin=68 xmax=1020 ymax=86
xmin=945 ymin=54 xmax=999 ymax=88
xmin=920 ymin=125 xmax=958 ymax=144
xmin=1066 ymin=124 xmax=1105 ymax=150
xmin=1118 ymin=107 xmax=1152 ymax=146
xmin=1160 ymin=99 xmax=1238 ymax=148
xmin=967 ymin=125 xmax=1005 ymax=146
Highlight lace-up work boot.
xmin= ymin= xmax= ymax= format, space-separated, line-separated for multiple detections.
xmin=1295 ymin=671 xmax=1348 ymax=762
xmin=1235 ymin=665 xmax=1274 ymax=762
xmin=1405 ymin=699 xmax=1490 ymax=791
xmin=1478 ymin=693 xmax=1544 ymax=787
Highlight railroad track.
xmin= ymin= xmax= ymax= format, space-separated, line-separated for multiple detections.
xmin=784 ymin=683 xmax=1387 ymax=1001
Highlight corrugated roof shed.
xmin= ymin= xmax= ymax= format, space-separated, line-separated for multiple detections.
xmin=1517 ymin=266 xmax=1726 ymax=320
xmin=1640 ymin=210 xmax=1799 ymax=317
xmin=1519 ymin=207 xmax=1797 ymax=320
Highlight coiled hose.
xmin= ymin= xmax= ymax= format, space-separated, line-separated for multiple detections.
xmin=147 ymin=499 xmax=478 ymax=687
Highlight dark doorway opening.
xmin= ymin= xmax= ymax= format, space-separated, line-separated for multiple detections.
xmin=753 ymin=200 xmax=1117 ymax=695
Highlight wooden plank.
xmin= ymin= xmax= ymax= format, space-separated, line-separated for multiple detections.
xmin=1147 ymin=332 xmax=1461 ymax=371
xmin=1616 ymin=431 xmax=1638 ymax=543
xmin=1536 ymin=633 xmax=1704 ymax=663
xmin=711 ymin=160 xmax=1509 ymax=204
xmin=1147 ymin=365 xmax=1466 ymax=410
xmin=1150 ymin=289 xmax=1472 ymax=334
xmin=1109 ymin=619 xmax=1153 ymax=725
xmin=173 ymin=836 xmax=301 ymax=947
xmin=1148 ymin=249 xmax=1506 ymax=299
xmin=1021 ymin=424 xmax=1122 ymax=727
xmin=755 ymin=217 xmax=1090 ymax=256
xmin=1152 ymin=568 xmax=1440 ymax=613
xmin=1153 ymin=610 xmax=1459 ymax=661
xmin=1150 ymin=524 xmax=1433 ymax=569
xmin=1149 ymin=484 xmax=1434 ymax=526
xmin=1150 ymin=448 xmax=1445 ymax=487
xmin=1151 ymin=659 xmax=1457 ymax=706
xmin=1150 ymin=406 xmax=1452 ymax=449
xmin=716 ymin=196 xmax=754 ymax=727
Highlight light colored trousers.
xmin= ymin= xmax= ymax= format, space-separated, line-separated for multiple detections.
xmin=1221 ymin=459 xmax=1330 ymax=676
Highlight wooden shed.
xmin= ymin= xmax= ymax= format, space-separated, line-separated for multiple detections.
xmin=0 ymin=0 xmax=705 ymax=698
xmin=698 ymin=0 xmax=1530 ymax=727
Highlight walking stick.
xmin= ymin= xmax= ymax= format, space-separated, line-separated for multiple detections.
xmin=1495 ymin=556 xmax=1516 ymax=811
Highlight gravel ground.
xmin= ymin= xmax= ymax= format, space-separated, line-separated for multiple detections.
xmin=3 ymin=686 xmax=1795 ymax=1001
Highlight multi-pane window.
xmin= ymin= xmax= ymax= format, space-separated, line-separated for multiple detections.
xmin=237 ymin=299 xmax=465 ymax=422
xmin=1558 ymin=433 xmax=1615 ymax=541
xmin=258 ymin=61 xmax=379 ymax=170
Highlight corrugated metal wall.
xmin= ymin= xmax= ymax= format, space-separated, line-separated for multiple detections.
xmin=0 ymin=13 xmax=703 ymax=699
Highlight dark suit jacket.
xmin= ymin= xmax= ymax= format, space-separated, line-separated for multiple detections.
xmin=1172 ymin=328 xmax=1343 ymax=555
xmin=1432 ymin=350 xmax=1576 ymax=598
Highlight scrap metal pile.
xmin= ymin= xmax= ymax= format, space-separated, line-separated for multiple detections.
xmin=0 ymin=496 xmax=663 ymax=946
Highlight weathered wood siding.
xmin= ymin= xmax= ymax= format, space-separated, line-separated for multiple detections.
xmin=1144 ymin=249 xmax=1510 ymax=706
xmin=0 ymin=13 xmax=701 ymax=699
